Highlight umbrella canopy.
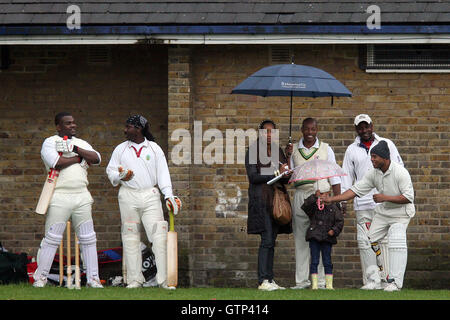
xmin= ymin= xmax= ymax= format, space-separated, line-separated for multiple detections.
xmin=288 ymin=159 xmax=347 ymax=184
xmin=232 ymin=63 xmax=352 ymax=98
xmin=231 ymin=63 xmax=352 ymax=142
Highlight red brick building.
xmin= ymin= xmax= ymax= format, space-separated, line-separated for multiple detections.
xmin=0 ymin=1 xmax=449 ymax=288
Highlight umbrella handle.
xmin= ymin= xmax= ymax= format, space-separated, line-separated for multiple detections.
xmin=317 ymin=197 xmax=324 ymax=211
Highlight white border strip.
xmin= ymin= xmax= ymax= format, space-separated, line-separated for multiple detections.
xmin=0 ymin=34 xmax=449 ymax=45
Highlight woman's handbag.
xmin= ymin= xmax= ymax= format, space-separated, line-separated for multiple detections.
xmin=272 ymin=184 xmax=292 ymax=225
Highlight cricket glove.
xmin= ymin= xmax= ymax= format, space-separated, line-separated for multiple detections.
xmin=165 ymin=196 xmax=182 ymax=215
xmin=118 ymin=166 xmax=134 ymax=181
xmin=80 ymin=158 xmax=90 ymax=170
xmin=56 ymin=139 xmax=78 ymax=154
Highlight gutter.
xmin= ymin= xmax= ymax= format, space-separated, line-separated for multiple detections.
xmin=0 ymin=25 xmax=449 ymax=45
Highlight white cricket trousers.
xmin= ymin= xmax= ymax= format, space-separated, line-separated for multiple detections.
xmin=34 ymin=190 xmax=100 ymax=282
xmin=118 ymin=186 xmax=167 ymax=286
xmin=368 ymin=212 xmax=411 ymax=288
xmin=356 ymin=209 xmax=389 ymax=284
xmin=292 ymin=186 xmax=325 ymax=287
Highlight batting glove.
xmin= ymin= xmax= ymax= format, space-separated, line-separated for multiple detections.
xmin=118 ymin=166 xmax=134 ymax=181
xmin=56 ymin=140 xmax=77 ymax=154
xmin=80 ymin=158 xmax=90 ymax=170
xmin=165 ymin=196 xmax=182 ymax=215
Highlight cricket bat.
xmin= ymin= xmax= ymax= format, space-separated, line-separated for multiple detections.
xmin=35 ymin=136 xmax=67 ymax=215
xmin=167 ymin=206 xmax=178 ymax=287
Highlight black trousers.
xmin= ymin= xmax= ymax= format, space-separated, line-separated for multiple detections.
xmin=258 ymin=212 xmax=279 ymax=284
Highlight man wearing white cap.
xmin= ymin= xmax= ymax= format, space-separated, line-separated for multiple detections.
xmin=106 ymin=115 xmax=181 ymax=289
xmin=341 ymin=114 xmax=403 ymax=289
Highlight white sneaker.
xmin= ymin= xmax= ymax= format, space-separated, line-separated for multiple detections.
xmin=361 ymin=281 xmax=382 ymax=290
xmin=159 ymin=281 xmax=176 ymax=290
xmin=143 ymin=277 xmax=158 ymax=288
xmin=271 ymin=280 xmax=286 ymax=290
xmin=290 ymin=282 xmax=310 ymax=290
xmin=126 ymin=280 xmax=142 ymax=289
xmin=384 ymin=282 xmax=400 ymax=292
xmin=86 ymin=278 xmax=104 ymax=288
xmin=33 ymin=277 xmax=47 ymax=288
xmin=258 ymin=280 xmax=277 ymax=291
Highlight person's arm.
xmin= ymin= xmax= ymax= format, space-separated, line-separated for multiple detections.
xmin=329 ymin=206 xmax=344 ymax=237
xmin=322 ymin=189 xmax=357 ymax=205
xmin=331 ymin=183 xmax=341 ymax=197
xmin=387 ymin=139 xmax=404 ymax=167
xmin=327 ymin=146 xmax=341 ymax=192
xmin=373 ymin=194 xmax=410 ymax=204
xmin=54 ymin=156 xmax=82 ymax=170
xmin=74 ymin=146 xmax=100 ymax=165
xmin=55 ymin=139 xmax=101 ymax=165
xmin=301 ymin=194 xmax=317 ymax=218
xmin=245 ymin=149 xmax=275 ymax=184
xmin=106 ymin=146 xmax=123 ymax=187
xmin=341 ymin=147 xmax=356 ymax=193
xmin=154 ymin=144 xmax=174 ymax=199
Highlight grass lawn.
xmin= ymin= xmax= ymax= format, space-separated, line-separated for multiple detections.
xmin=0 ymin=284 xmax=449 ymax=300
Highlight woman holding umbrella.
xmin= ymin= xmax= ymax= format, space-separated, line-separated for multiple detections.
xmin=245 ymin=119 xmax=292 ymax=291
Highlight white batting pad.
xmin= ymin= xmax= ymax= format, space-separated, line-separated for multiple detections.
xmin=34 ymin=222 xmax=66 ymax=280
xmin=149 ymin=221 xmax=168 ymax=286
xmin=387 ymin=223 xmax=408 ymax=288
xmin=77 ymin=220 xmax=100 ymax=281
xmin=357 ymin=223 xmax=377 ymax=285
xmin=122 ymin=222 xmax=145 ymax=284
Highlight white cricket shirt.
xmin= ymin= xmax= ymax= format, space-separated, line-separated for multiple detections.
xmin=341 ymin=133 xmax=403 ymax=211
xmin=350 ymin=161 xmax=415 ymax=218
xmin=40 ymin=135 xmax=101 ymax=192
xmin=106 ymin=138 xmax=174 ymax=198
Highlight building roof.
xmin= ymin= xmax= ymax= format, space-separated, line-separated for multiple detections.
xmin=0 ymin=0 xmax=449 ymax=25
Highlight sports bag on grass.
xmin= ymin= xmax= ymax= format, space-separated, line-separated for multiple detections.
xmin=0 ymin=252 xmax=29 ymax=284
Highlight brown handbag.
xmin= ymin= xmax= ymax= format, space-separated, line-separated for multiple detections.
xmin=272 ymin=184 xmax=292 ymax=225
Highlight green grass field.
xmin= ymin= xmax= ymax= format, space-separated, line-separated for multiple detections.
xmin=0 ymin=284 xmax=449 ymax=300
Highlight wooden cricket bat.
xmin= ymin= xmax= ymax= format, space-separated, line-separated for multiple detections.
xmin=35 ymin=136 xmax=67 ymax=215
xmin=167 ymin=207 xmax=178 ymax=287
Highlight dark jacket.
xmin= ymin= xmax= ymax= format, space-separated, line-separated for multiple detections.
xmin=301 ymin=194 xmax=344 ymax=245
xmin=245 ymin=144 xmax=292 ymax=235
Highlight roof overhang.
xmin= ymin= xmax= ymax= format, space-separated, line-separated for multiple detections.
xmin=0 ymin=25 xmax=449 ymax=45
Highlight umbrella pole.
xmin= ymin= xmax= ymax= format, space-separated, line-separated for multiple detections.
xmin=289 ymin=92 xmax=293 ymax=143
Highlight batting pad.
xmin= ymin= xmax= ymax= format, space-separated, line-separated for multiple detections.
xmin=34 ymin=222 xmax=66 ymax=280
xmin=77 ymin=220 xmax=100 ymax=281
xmin=357 ymin=223 xmax=377 ymax=285
xmin=387 ymin=223 xmax=408 ymax=288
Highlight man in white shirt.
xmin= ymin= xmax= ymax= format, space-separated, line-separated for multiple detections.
xmin=33 ymin=112 xmax=103 ymax=288
xmin=285 ymin=118 xmax=342 ymax=289
xmin=342 ymin=114 xmax=403 ymax=289
xmin=323 ymin=140 xmax=415 ymax=292
xmin=106 ymin=115 xmax=181 ymax=289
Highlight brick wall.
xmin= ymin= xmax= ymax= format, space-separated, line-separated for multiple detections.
xmin=0 ymin=44 xmax=168 ymax=261
xmin=179 ymin=44 xmax=449 ymax=289
xmin=1 ymin=43 xmax=448 ymax=289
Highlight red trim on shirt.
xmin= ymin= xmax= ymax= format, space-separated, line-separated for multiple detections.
xmin=131 ymin=146 xmax=144 ymax=158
